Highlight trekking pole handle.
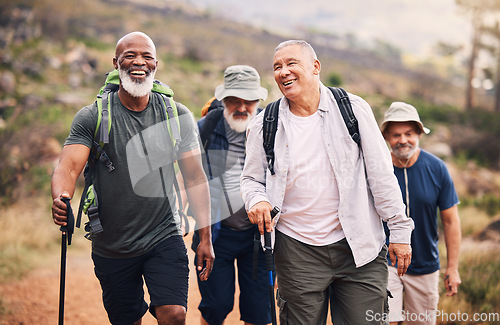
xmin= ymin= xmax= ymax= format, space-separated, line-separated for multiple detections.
xmin=60 ymin=197 xmax=74 ymax=246
xmin=264 ymin=207 xmax=280 ymax=271
xmin=263 ymin=207 xmax=280 ymax=244
xmin=270 ymin=206 xmax=280 ymax=220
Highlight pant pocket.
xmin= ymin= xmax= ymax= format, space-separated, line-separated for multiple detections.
xmin=277 ymin=289 xmax=288 ymax=325
xmin=384 ymin=289 xmax=391 ymax=325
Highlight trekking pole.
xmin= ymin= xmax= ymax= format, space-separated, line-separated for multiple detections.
xmin=58 ymin=197 xmax=74 ymax=325
xmin=264 ymin=206 xmax=280 ymax=325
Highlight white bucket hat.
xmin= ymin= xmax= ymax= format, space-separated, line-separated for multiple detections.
xmin=215 ymin=65 xmax=268 ymax=101
xmin=380 ymin=102 xmax=430 ymax=134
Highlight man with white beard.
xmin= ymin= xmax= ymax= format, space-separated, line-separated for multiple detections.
xmin=193 ymin=65 xmax=271 ymax=325
xmin=381 ymin=102 xmax=461 ymax=325
xmin=51 ymin=31 xmax=214 ymax=325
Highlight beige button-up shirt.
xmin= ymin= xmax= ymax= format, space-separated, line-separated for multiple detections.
xmin=241 ymin=83 xmax=414 ymax=267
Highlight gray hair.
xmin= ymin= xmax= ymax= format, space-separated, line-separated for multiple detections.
xmin=275 ymin=40 xmax=318 ymax=60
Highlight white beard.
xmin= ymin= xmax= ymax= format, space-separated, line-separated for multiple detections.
xmin=223 ymin=108 xmax=257 ymax=133
xmin=118 ymin=65 xmax=156 ymax=98
xmin=392 ymin=141 xmax=419 ymax=160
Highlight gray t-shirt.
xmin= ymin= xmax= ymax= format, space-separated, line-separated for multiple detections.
xmin=220 ymin=119 xmax=252 ymax=231
xmin=65 ymin=92 xmax=199 ymax=258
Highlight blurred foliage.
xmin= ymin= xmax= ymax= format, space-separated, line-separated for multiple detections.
xmin=326 ymin=72 xmax=343 ymax=87
xmin=437 ymin=246 xmax=500 ymax=324
xmin=459 ymin=252 xmax=500 ymax=314
xmin=471 ymin=194 xmax=500 ymax=217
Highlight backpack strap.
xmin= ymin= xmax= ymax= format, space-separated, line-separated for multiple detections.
xmin=76 ymin=141 xmax=113 ymax=233
xmin=172 ymin=170 xmax=190 ymax=237
xmin=199 ymin=107 xmax=224 ymax=151
xmin=198 ymin=106 xmax=237 ymax=215
xmin=262 ymin=88 xmax=360 ymax=174
xmin=76 ymin=163 xmax=93 ymax=229
xmin=96 ymin=83 xmax=117 ymax=144
xmin=328 ymin=87 xmax=361 ymax=146
xmin=263 ymin=99 xmax=280 ymax=175
xmin=158 ymin=93 xmax=181 ymax=157
xmin=157 ymin=93 xmax=189 ymax=236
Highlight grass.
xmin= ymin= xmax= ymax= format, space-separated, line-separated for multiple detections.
xmin=438 ymin=248 xmax=500 ymax=324
xmin=0 ymin=197 xmax=58 ymax=282
xmin=459 ymin=206 xmax=494 ymax=237
xmin=435 ymin=204 xmax=500 ymax=324
xmin=0 ymin=192 xmax=92 ymax=319
xmin=0 ymin=196 xmax=91 ymax=283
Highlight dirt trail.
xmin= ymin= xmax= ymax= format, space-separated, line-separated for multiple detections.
xmin=2 ymin=230 xmax=495 ymax=325
xmin=0 ymin=233 xmax=243 ymax=325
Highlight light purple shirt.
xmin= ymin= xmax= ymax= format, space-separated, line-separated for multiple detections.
xmin=240 ymin=83 xmax=414 ymax=267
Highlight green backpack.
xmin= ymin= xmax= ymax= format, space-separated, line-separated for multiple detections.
xmin=76 ymin=69 xmax=184 ymax=240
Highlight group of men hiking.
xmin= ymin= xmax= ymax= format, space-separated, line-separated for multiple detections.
xmin=51 ymin=31 xmax=461 ymax=325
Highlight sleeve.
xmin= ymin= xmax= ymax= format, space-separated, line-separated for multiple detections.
xmin=63 ymin=103 xmax=98 ymax=149
xmin=437 ymin=160 xmax=460 ymax=211
xmin=176 ymin=102 xmax=200 ymax=153
xmin=350 ymin=94 xmax=414 ymax=244
xmin=240 ymin=111 xmax=270 ymax=211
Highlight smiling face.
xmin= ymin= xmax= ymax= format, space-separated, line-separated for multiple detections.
xmin=272 ymin=43 xmax=321 ymax=102
xmin=113 ymin=32 xmax=158 ymax=97
xmin=384 ymin=121 xmax=422 ymax=160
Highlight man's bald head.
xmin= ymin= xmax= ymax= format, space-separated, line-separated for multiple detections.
xmin=113 ymin=31 xmax=158 ymax=98
xmin=115 ymin=31 xmax=156 ymax=59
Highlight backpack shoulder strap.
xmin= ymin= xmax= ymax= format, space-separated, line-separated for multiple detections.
xmin=328 ymin=87 xmax=361 ymax=146
xmin=263 ymin=99 xmax=280 ymax=175
xmin=76 ymin=163 xmax=93 ymax=229
xmin=261 ymin=88 xmax=360 ymax=176
xmin=157 ymin=93 xmax=181 ymax=156
xmin=156 ymin=92 xmax=190 ymax=237
xmin=95 ymin=84 xmax=115 ymax=144
xmin=95 ymin=70 xmax=120 ymax=144
xmin=199 ymin=107 xmax=224 ymax=151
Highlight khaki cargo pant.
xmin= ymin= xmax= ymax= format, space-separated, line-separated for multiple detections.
xmin=274 ymin=230 xmax=389 ymax=325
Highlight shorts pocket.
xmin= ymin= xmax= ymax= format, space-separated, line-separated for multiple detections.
xmin=277 ymin=289 xmax=288 ymax=324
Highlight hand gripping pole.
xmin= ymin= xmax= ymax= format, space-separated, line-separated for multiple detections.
xmin=264 ymin=206 xmax=280 ymax=325
xmin=58 ymin=197 xmax=74 ymax=325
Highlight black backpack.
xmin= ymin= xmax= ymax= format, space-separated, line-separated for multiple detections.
xmin=199 ymin=107 xmax=225 ymax=152
xmin=263 ymin=87 xmax=360 ymax=175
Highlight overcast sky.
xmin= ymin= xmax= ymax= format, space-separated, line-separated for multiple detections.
xmin=188 ymin=0 xmax=471 ymax=58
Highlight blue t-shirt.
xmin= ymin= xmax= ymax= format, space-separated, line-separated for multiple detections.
xmin=384 ymin=150 xmax=459 ymax=275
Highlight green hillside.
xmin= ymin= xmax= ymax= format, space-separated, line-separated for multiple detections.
xmin=1 ymin=0 xmax=499 ymax=215
xmin=1 ymin=0 xmax=499 ymax=207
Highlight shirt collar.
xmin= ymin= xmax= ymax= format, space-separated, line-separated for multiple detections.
xmin=279 ymin=82 xmax=330 ymax=115
xmin=318 ymin=82 xmax=330 ymax=113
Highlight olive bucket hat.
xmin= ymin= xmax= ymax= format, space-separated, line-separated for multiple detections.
xmin=215 ymin=65 xmax=268 ymax=101
xmin=380 ymin=102 xmax=430 ymax=134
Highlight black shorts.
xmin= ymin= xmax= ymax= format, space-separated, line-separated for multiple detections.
xmin=92 ymin=235 xmax=189 ymax=325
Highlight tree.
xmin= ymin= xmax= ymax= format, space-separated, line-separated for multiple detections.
xmin=481 ymin=22 xmax=500 ymax=112
xmin=456 ymin=0 xmax=486 ymax=110
xmin=457 ymin=0 xmax=500 ymax=111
